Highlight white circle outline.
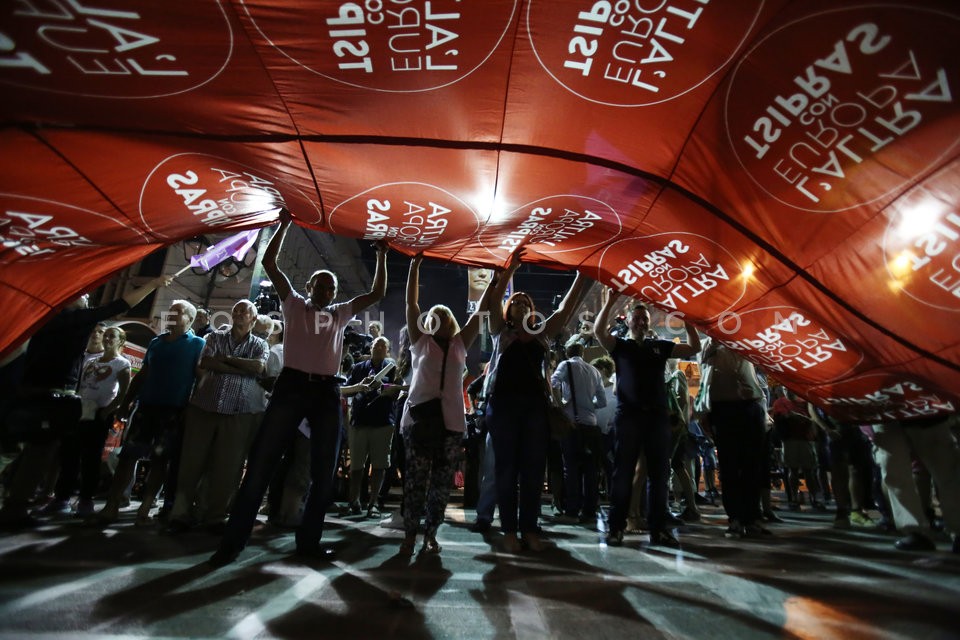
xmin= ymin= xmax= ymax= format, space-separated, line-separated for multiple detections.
xmin=880 ymin=181 xmax=960 ymax=313
xmin=808 ymin=371 xmax=949 ymax=415
xmin=0 ymin=1 xmax=234 ymax=99
xmin=715 ymin=304 xmax=864 ymax=383
xmin=478 ymin=194 xmax=623 ymax=259
xmin=240 ymin=0 xmax=519 ymax=94
xmin=595 ymin=231 xmax=747 ymax=320
xmin=525 ymin=0 xmax=765 ymax=108
xmin=138 ymin=152 xmax=322 ymax=238
xmin=723 ymin=4 xmax=960 ymax=213
xmin=327 ymin=181 xmax=482 ymax=247
xmin=0 ymin=192 xmax=149 ymax=262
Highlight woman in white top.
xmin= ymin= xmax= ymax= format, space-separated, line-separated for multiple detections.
xmin=43 ymin=326 xmax=131 ymax=518
xmin=399 ymin=254 xmax=495 ymax=555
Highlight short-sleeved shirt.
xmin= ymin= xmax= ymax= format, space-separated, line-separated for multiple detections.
xmin=78 ymin=355 xmax=131 ymax=409
xmin=349 ymin=357 xmax=398 ymax=427
xmin=279 ymin=292 xmax=352 ymax=376
xmin=138 ymin=330 xmax=205 ymax=408
xmin=401 ymin=334 xmax=468 ymax=433
xmin=190 ymin=329 xmax=269 ymax=415
xmin=611 ymin=336 xmax=675 ymax=411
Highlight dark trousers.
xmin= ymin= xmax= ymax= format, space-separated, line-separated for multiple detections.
xmin=220 ymin=371 xmax=341 ymax=553
xmin=560 ymin=425 xmax=602 ymax=518
xmin=608 ymin=407 xmax=671 ymax=534
xmin=487 ymin=393 xmax=548 ymax=534
xmin=712 ymin=400 xmax=765 ymax=525
xmin=55 ymin=415 xmax=111 ymax=501
xmin=829 ymin=425 xmax=875 ymax=515
xmin=119 ymin=405 xmax=184 ymax=512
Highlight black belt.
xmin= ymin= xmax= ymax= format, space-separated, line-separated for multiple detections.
xmin=282 ymin=367 xmax=344 ymax=384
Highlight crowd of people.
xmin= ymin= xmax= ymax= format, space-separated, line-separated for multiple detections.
xmin=1 ymin=212 xmax=958 ymax=567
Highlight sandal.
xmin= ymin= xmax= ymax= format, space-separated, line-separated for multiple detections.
xmin=421 ymin=538 xmax=442 ymax=554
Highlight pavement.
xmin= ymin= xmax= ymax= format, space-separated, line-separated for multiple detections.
xmin=0 ymin=495 xmax=958 ymax=640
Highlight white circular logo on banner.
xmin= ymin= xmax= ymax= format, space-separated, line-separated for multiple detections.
xmin=725 ymin=6 xmax=960 ymax=212
xmin=0 ymin=2 xmax=233 ymax=98
xmin=243 ymin=0 xmax=518 ymax=92
xmin=716 ymin=306 xmax=863 ymax=384
xmin=328 ymin=182 xmax=481 ymax=249
xmin=882 ymin=186 xmax=960 ymax=312
xmin=479 ymin=195 xmax=621 ymax=260
xmin=810 ymin=372 xmax=956 ymax=422
xmin=140 ymin=153 xmax=320 ymax=240
xmin=0 ymin=194 xmax=146 ymax=263
xmin=527 ymin=0 xmax=763 ymax=106
xmin=596 ymin=232 xmax=746 ymax=320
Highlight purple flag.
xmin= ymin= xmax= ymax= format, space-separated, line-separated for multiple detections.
xmin=189 ymin=229 xmax=260 ymax=272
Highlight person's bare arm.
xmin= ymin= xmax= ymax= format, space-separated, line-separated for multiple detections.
xmin=349 ymin=241 xmax=389 ymax=315
xmin=263 ymin=210 xmax=294 ymax=302
xmin=121 ymin=275 xmax=173 ymax=309
xmin=119 ymin=363 xmax=148 ymax=413
xmin=543 ymin=271 xmax=589 ymax=337
xmin=671 ymin=322 xmax=702 ymax=360
xmin=201 ymin=354 xmax=265 ymax=376
xmin=340 ymin=376 xmax=375 ymax=396
xmin=488 ymin=251 xmax=522 ymax=335
xmin=593 ymin=287 xmax=620 ymax=353
xmin=405 ymin=254 xmax=424 ymax=345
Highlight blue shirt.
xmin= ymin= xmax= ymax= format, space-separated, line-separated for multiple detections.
xmin=139 ymin=330 xmax=205 ymax=408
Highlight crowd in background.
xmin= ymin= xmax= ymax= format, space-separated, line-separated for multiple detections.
xmin=1 ymin=223 xmax=958 ymax=564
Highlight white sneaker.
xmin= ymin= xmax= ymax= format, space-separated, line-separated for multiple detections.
xmin=380 ymin=511 xmax=404 ymax=530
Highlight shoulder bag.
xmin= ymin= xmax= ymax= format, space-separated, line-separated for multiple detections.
xmin=408 ymin=339 xmax=451 ymax=452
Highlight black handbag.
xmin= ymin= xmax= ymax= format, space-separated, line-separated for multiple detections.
xmin=410 ymin=397 xmax=446 ymax=447
xmin=4 ymin=392 xmax=82 ymax=443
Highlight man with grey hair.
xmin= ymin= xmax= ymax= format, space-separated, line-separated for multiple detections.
xmin=93 ymin=299 xmax=206 ymax=524
xmin=166 ymin=299 xmax=268 ymax=533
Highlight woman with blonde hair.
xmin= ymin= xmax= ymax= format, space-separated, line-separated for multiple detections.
xmin=399 ymin=254 xmax=495 ymax=555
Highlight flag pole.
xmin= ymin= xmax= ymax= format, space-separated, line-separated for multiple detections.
xmin=173 ymin=264 xmax=193 ymax=277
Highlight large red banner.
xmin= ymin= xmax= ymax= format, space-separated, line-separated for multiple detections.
xmin=1 ymin=0 xmax=958 ymax=421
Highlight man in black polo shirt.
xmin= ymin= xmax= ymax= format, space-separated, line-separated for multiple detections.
xmin=594 ymin=290 xmax=701 ymax=547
